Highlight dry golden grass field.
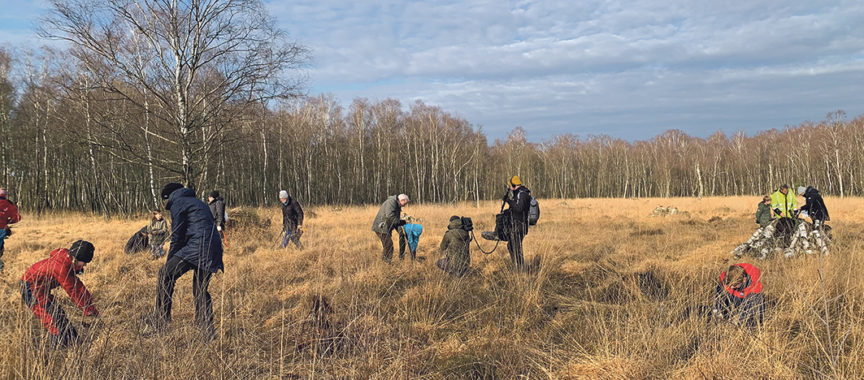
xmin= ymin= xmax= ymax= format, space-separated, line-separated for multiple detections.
xmin=1 ymin=196 xmax=863 ymax=379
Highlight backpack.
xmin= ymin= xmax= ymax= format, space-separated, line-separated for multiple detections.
xmin=528 ymin=196 xmax=540 ymax=226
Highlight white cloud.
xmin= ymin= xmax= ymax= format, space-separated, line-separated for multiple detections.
xmin=2 ymin=0 xmax=862 ymax=140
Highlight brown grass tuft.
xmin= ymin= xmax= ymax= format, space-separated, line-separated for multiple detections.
xmin=1 ymin=197 xmax=863 ymax=378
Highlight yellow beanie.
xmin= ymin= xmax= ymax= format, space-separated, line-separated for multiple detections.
xmin=509 ymin=175 xmax=522 ymax=186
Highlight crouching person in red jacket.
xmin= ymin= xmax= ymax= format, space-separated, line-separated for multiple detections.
xmin=712 ymin=263 xmax=764 ymax=327
xmin=20 ymin=240 xmax=99 ymax=348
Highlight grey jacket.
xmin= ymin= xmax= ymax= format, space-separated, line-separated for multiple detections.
xmin=209 ymin=197 xmax=226 ymax=229
xmin=371 ymin=196 xmax=402 ymax=234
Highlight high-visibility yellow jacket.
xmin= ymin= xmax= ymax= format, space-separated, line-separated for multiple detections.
xmin=770 ymin=189 xmax=797 ymax=218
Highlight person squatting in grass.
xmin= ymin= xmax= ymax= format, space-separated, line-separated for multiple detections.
xmin=503 ymin=176 xmax=531 ymax=270
xmin=437 ymin=216 xmax=471 ymax=277
xmin=712 ymin=263 xmax=764 ymax=327
xmin=0 ymin=187 xmax=22 ymax=272
xmin=372 ymin=194 xmax=410 ymax=262
xmin=732 ymin=195 xmax=775 ymax=260
xmin=148 ymin=183 xmax=223 ymax=339
xmin=146 ymin=209 xmax=169 ymax=259
xmin=279 ymin=190 xmax=305 ymax=249
xmin=785 ymin=185 xmax=831 ymax=258
xmin=20 ymin=240 xmax=99 ymax=348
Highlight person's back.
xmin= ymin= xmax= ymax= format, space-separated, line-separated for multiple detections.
xmin=20 ymin=241 xmax=98 ymax=348
xmin=0 ymin=191 xmax=21 ymax=271
xmin=166 ymin=187 xmax=223 ymax=273
xmin=509 ymin=186 xmax=532 ymax=234
xmin=438 ymin=217 xmax=471 ymax=276
xmin=800 ymin=186 xmax=829 ymax=223
xmin=0 ymin=196 xmax=20 ymax=230
xmin=403 ymin=223 xmax=423 ymax=254
xmin=22 ymin=248 xmax=98 ymax=315
xmin=713 ymin=263 xmax=764 ymax=327
xmin=372 ymin=195 xmax=401 ymax=234
xmin=208 ymin=191 xmax=226 ymax=230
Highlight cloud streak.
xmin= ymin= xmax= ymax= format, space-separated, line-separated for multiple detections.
xmin=2 ymin=0 xmax=862 ymax=141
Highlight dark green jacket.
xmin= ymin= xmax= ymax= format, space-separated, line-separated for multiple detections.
xmin=755 ymin=202 xmax=772 ymax=228
xmin=440 ymin=218 xmax=471 ymax=275
xmin=371 ymin=196 xmax=401 ymax=234
xmin=147 ymin=217 xmax=169 ymax=245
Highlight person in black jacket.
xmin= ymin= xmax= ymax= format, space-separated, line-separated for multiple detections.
xmin=148 ymin=183 xmax=223 ymax=339
xmin=786 ymin=186 xmax=830 ymax=257
xmin=208 ymin=190 xmax=226 ymax=233
xmin=503 ymin=176 xmax=531 ymax=270
xmin=279 ymin=190 xmax=305 ymax=250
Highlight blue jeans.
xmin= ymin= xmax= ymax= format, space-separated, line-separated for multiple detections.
xmin=151 ymin=244 xmax=166 ymax=259
xmin=280 ymin=229 xmax=304 ymax=249
xmin=0 ymin=228 xmax=6 ymax=270
xmin=0 ymin=227 xmax=7 ymax=252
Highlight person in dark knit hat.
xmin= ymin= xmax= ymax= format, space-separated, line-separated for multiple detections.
xmin=147 ymin=182 xmax=223 ymax=339
xmin=207 ymin=190 xmax=226 ymax=234
xmin=20 ymin=240 xmax=99 ymax=348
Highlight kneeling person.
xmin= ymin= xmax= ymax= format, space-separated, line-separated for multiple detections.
xmin=437 ymin=216 xmax=471 ymax=277
xmin=21 ymin=240 xmax=99 ymax=348
xmin=712 ymin=263 xmax=764 ymax=327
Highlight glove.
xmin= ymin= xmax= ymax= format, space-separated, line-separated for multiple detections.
xmin=502 ymin=192 xmax=510 ymax=202
xmin=217 ymin=226 xmax=222 ymax=232
xmin=399 ymin=220 xmax=407 ymax=226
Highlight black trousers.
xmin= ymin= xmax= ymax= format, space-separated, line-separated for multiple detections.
xmin=377 ymin=229 xmax=407 ymax=262
xmin=507 ymin=227 xmax=526 ymax=269
xmin=155 ymin=255 xmax=214 ymax=336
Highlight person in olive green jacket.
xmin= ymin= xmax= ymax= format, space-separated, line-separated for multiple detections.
xmin=436 ymin=216 xmax=471 ymax=277
xmin=732 ymin=196 xmax=774 ymax=259
xmin=146 ymin=209 xmax=169 ymax=258
xmin=372 ymin=194 xmax=410 ymax=262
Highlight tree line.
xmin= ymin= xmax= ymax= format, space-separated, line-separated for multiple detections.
xmin=1 ymin=1 xmax=862 ymax=215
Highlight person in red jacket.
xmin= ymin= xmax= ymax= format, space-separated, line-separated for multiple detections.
xmin=20 ymin=240 xmax=99 ymax=348
xmin=0 ymin=187 xmax=22 ymax=272
xmin=712 ymin=263 xmax=764 ymax=327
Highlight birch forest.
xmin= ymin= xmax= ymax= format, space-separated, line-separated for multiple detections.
xmin=1 ymin=1 xmax=863 ymax=215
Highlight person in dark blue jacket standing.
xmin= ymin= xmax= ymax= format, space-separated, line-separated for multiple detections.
xmin=151 ymin=183 xmax=224 ymax=338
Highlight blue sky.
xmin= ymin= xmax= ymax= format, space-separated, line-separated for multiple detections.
xmin=2 ymin=0 xmax=863 ymax=141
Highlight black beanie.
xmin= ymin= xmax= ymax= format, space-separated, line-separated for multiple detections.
xmin=69 ymin=240 xmax=95 ymax=263
xmin=161 ymin=183 xmax=184 ymax=200
xmin=209 ymin=190 xmax=220 ymax=199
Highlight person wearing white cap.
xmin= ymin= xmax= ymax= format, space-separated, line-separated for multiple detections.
xmin=279 ymin=190 xmax=305 ymax=249
xmin=371 ymin=194 xmax=410 ymax=262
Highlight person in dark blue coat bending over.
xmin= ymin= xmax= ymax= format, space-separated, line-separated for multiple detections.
xmin=151 ymin=183 xmax=224 ymax=338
